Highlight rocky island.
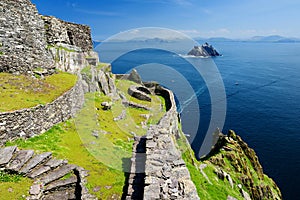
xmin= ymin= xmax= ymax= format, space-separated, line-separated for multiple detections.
xmin=188 ymin=42 xmax=221 ymax=57
xmin=0 ymin=0 xmax=281 ymax=199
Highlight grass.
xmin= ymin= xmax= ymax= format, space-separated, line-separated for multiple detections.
xmin=115 ymin=79 xmax=165 ymax=135
xmin=3 ymin=63 xmax=166 ymax=199
xmin=0 ymin=72 xmax=77 ymax=112
xmin=0 ymin=171 xmax=32 ymax=200
xmin=5 ymin=87 xmax=165 ymax=199
xmin=174 ymin=128 xmax=244 ymax=200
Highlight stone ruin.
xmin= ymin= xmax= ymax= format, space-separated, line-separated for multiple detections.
xmin=0 ymin=0 xmax=94 ymax=74
xmin=42 ymin=15 xmax=93 ymax=52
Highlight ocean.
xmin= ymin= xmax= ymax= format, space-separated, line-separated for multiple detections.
xmin=96 ymin=41 xmax=300 ymax=199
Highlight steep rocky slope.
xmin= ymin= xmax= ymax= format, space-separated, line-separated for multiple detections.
xmin=177 ymin=129 xmax=282 ymax=200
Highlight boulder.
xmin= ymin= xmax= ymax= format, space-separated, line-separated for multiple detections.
xmin=127 ymin=69 xmax=142 ymax=84
xmin=128 ymin=85 xmax=152 ymax=102
xmin=101 ymin=102 xmax=112 ymax=110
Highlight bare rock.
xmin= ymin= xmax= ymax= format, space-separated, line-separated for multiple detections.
xmin=127 ymin=69 xmax=142 ymax=84
xmin=128 ymin=85 xmax=152 ymax=102
xmin=0 ymin=146 xmax=17 ymax=166
xmin=7 ymin=150 xmax=34 ymax=172
xmin=45 ymin=175 xmax=77 ymax=191
xmin=42 ymin=188 xmax=76 ymax=200
xmin=40 ymin=164 xmax=76 ymax=185
xmin=20 ymin=152 xmax=52 ymax=174
xmin=101 ymin=101 xmax=112 ymax=110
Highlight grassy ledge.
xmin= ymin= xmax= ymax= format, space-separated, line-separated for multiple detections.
xmin=0 ymin=72 xmax=77 ymax=112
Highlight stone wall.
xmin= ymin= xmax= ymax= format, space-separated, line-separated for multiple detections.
xmin=0 ymin=0 xmax=53 ymax=74
xmin=42 ymin=16 xmax=93 ymax=52
xmin=0 ymin=0 xmax=94 ymax=74
xmin=143 ymin=87 xmax=199 ymax=199
xmin=124 ymin=84 xmax=200 ymax=199
xmin=0 ymin=76 xmax=85 ymax=145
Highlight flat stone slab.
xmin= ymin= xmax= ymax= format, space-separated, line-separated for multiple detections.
xmin=28 ymin=165 xmax=51 ymax=179
xmin=45 ymin=158 xmax=68 ymax=169
xmin=29 ymin=183 xmax=42 ymax=195
xmin=40 ymin=164 xmax=76 ymax=185
xmin=122 ymin=101 xmax=151 ymax=111
xmin=28 ymin=159 xmax=67 ymax=179
xmin=42 ymin=188 xmax=76 ymax=200
xmin=20 ymin=152 xmax=52 ymax=174
xmin=0 ymin=146 xmax=17 ymax=166
xmin=128 ymin=85 xmax=152 ymax=102
xmin=45 ymin=175 xmax=77 ymax=191
xmin=6 ymin=150 xmax=34 ymax=172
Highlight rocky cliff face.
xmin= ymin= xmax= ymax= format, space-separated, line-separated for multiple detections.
xmin=177 ymin=129 xmax=282 ymax=200
xmin=205 ymin=130 xmax=282 ymax=200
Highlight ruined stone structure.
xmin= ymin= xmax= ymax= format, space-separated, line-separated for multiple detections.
xmin=0 ymin=0 xmax=94 ymax=74
xmin=42 ymin=16 xmax=93 ymax=52
xmin=0 ymin=0 xmax=53 ymax=73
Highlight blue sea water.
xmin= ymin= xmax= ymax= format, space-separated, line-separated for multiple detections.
xmin=96 ymin=41 xmax=300 ymax=199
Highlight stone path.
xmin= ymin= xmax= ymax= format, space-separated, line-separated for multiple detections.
xmin=0 ymin=146 xmax=96 ymax=200
xmin=124 ymin=136 xmax=146 ymax=200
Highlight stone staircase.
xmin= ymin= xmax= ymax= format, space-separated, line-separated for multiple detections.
xmin=0 ymin=146 xmax=96 ymax=200
xmin=124 ymin=136 xmax=146 ymax=200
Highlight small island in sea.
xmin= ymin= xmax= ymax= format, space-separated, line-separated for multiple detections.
xmin=188 ymin=42 xmax=221 ymax=57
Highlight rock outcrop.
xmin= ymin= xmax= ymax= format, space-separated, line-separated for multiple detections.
xmin=188 ymin=42 xmax=221 ymax=57
xmin=128 ymin=85 xmax=152 ymax=102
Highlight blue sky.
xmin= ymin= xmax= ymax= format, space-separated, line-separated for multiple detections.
xmin=32 ymin=0 xmax=300 ymax=40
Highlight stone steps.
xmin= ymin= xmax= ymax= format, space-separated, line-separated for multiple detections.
xmin=20 ymin=152 xmax=52 ymax=174
xmin=42 ymin=188 xmax=76 ymax=200
xmin=125 ymin=136 xmax=146 ymax=200
xmin=0 ymin=146 xmax=96 ymax=200
xmin=7 ymin=149 xmax=35 ymax=171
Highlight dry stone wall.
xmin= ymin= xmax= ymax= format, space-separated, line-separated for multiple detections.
xmin=0 ymin=0 xmax=53 ymax=74
xmin=143 ymin=86 xmax=200 ymax=199
xmin=0 ymin=0 xmax=94 ymax=74
xmin=0 ymin=76 xmax=85 ymax=146
xmin=125 ymin=84 xmax=200 ymax=199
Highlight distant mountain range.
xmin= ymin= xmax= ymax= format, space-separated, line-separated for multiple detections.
xmin=195 ymin=35 xmax=300 ymax=43
xmin=93 ymin=35 xmax=300 ymax=47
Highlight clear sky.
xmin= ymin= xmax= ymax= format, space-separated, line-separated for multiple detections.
xmin=31 ymin=0 xmax=300 ymax=40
